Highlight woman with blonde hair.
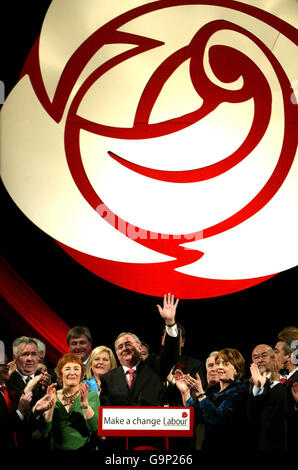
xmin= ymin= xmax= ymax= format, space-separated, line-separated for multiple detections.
xmin=84 ymin=346 xmax=117 ymax=394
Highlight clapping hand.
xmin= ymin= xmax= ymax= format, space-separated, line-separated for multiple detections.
xmin=39 ymin=372 xmax=52 ymax=389
xmin=33 ymin=383 xmax=57 ymax=415
xmin=184 ymin=373 xmax=204 ymax=397
xmin=24 ymin=374 xmax=44 ymax=393
xmin=79 ymin=382 xmax=89 ymax=405
xmin=250 ymin=363 xmax=267 ymax=389
xmin=174 ymin=369 xmax=191 ymax=404
xmin=18 ymin=391 xmax=33 ymax=416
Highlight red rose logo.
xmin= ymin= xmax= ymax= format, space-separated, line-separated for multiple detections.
xmin=1 ymin=1 xmax=297 ymax=299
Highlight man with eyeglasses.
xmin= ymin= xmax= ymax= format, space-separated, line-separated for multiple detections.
xmin=248 ymin=340 xmax=298 ymax=450
xmin=251 ymin=344 xmax=277 ymax=378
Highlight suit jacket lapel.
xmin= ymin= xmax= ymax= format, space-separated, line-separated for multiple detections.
xmin=116 ymin=367 xmax=131 ymax=399
xmin=130 ymin=362 xmax=147 ymax=396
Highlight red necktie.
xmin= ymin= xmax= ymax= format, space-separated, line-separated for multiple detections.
xmin=126 ymin=369 xmax=135 ymax=388
xmin=0 ymin=385 xmax=13 ymax=413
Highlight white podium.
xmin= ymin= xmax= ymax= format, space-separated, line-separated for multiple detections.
xmin=98 ymin=406 xmax=194 ymax=450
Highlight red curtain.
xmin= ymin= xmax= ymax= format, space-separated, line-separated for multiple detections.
xmin=0 ymin=256 xmax=69 ymax=364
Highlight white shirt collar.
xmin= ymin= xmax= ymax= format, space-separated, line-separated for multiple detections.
xmin=287 ymin=367 xmax=298 ymax=379
xmin=16 ymin=369 xmax=33 ymax=383
xmin=122 ymin=361 xmax=141 ymax=374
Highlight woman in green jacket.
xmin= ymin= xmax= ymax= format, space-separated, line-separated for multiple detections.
xmin=38 ymin=353 xmax=99 ymax=450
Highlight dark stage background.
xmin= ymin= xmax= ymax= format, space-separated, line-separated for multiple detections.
xmin=1 ymin=2 xmax=296 ymax=374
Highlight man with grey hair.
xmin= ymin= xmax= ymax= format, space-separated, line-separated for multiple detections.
xmin=6 ymin=336 xmax=51 ymax=448
xmin=9 ymin=337 xmax=41 ymax=397
xmin=100 ymin=293 xmax=180 ymax=450
xmin=100 ymin=293 xmax=180 ymax=408
xmin=7 ymin=336 xmax=51 ymax=399
xmin=205 ymin=351 xmax=219 ymax=388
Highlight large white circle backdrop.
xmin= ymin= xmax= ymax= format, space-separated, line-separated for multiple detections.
xmin=1 ymin=0 xmax=297 ymax=298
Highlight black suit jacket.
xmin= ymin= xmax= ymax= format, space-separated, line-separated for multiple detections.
xmin=164 ymin=354 xmax=206 ymax=406
xmin=100 ymin=333 xmax=179 ymax=407
xmin=6 ymin=371 xmax=48 ymax=448
xmin=6 ymin=370 xmax=46 ymax=403
xmin=248 ymin=369 xmax=298 ymax=450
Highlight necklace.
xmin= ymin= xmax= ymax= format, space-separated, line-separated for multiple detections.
xmin=62 ymin=389 xmax=79 ymax=406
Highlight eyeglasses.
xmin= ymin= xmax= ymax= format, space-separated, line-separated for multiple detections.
xmin=252 ymin=353 xmax=270 ymax=360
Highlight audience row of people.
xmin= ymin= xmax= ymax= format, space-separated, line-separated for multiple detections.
xmin=0 ymin=294 xmax=297 ymax=451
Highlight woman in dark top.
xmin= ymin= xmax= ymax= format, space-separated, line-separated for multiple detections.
xmin=176 ymin=348 xmax=250 ymax=450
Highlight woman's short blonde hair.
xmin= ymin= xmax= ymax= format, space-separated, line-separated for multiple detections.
xmin=85 ymin=345 xmax=117 ymax=380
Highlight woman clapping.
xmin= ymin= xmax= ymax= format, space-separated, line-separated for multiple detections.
xmin=38 ymin=353 xmax=99 ymax=450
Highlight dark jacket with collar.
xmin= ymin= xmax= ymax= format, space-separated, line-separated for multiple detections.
xmin=248 ymin=369 xmax=298 ymax=450
xmin=189 ymin=379 xmax=250 ymax=450
xmin=6 ymin=370 xmax=48 ymax=448
xmin=100 ymin=333 xmax=179 ymax=407
xmin=164 ymin=354 xmax=206 ymax=406
xmin=6 ymin=370 xmax=45 ymax=402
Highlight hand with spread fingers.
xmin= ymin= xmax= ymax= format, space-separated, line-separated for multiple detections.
xmin=174 ymin=369 xmax=191 ymax=405
xmin=32 ymin=383 xmax=57 ymax=417
xmin=24 ymin=373 xmax=44 ymax=393
xmin=184 ymin=372 xmax=205 ymax=397
xmin=18 ymin=391 xmax=33 ymax=416
xmin=156 ymin=293 xmax=179 ymax=326
xmin=250 ymin=363 xmax=267 ymax=389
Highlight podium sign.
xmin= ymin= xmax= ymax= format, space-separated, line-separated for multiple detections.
xmin=98 ymin=406 xmax=194 ymax=437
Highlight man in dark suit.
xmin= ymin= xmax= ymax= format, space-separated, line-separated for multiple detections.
xmin=162 ymin=322 xmax=206 ymax=405
xmin=100 ymin=293 xmax=179 ymax=407
xmin=7 ymin=337 xmax=51 ymax=400
xmin=100 ymin=293 xmax=180 ymax=450
xmin=249 ymin=338 xmax=298 ymax=450
xmin=6 ymin=336 xmax=51 ymax=448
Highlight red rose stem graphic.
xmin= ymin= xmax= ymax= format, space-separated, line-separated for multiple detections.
xmin=11 ymin=1 xmax=298 ymax=298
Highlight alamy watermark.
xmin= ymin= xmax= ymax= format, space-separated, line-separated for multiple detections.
xmin=96 ymin=203 xmax=203 ymax=242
